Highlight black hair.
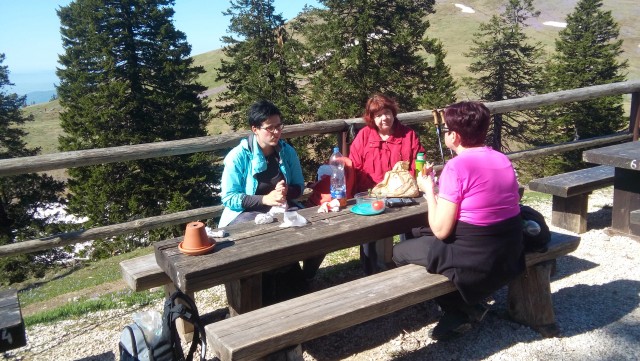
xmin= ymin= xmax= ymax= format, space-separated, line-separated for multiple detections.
xmin=247 ymin=100 xmax=282 ymax=128
xmin=444 ymin=101 xmax=490 ymax=147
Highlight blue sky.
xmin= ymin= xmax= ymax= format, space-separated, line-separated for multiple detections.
xmin=0 ymin=1 xmax=321 ymax=94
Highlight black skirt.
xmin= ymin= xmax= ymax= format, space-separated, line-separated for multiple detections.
xmin=422 ymin=214 xmax=525 ymax=304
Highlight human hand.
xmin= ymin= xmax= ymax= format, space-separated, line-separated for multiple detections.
xmin=274 ymin=179 xmax=287 ymax=196
xmin=263 ymin=180 xmax=288 ymax=206
xmin=417 ymin=162 xmax=435 ymax=194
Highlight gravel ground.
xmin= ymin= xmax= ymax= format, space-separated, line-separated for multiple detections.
xmin=4 ymin=187 xmax=640 ymax=361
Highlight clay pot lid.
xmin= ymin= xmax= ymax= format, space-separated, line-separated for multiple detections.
xmin=178 ymin=240 xmax=216 ymax=256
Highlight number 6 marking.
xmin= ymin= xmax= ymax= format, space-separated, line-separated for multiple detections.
xmin=631 ymin=159 xmax=637 ymax=170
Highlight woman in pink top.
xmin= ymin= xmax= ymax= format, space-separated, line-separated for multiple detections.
xmin=393 ymin=101 xmax=524 ymax=341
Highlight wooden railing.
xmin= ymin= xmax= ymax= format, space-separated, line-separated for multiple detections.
xmin=1 ymin=80 xmax=639 ymax=257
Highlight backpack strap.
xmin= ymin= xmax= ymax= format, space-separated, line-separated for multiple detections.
xmin=168 ymin=291 xmax=207 ymax=361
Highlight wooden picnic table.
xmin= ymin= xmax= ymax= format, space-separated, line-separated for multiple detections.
xmin=154 ymin=197 xmax=428 ymax=315
xmin=583 ymin=141 xmax=640 ymax=238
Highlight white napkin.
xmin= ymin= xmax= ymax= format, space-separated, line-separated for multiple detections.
xmin=280 ymin=210 xmax=308 ymax=227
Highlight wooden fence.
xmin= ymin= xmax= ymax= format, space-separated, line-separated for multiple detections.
xmin=1 ymin=80 xmax=639 ymax=257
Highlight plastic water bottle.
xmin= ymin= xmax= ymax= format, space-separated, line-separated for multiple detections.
xmin=415 ymin=152 xmax=425 ymax=177
xmin=523 ymin=220 xmax=541 ymax=236
xmin=329 ymin=147 xmax=347 ymax=207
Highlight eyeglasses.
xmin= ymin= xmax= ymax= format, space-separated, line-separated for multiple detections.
xmin=259 ymin=123 xmax=284 ymax=133
xmin=441 ymin=126 xmax=450 ymax=134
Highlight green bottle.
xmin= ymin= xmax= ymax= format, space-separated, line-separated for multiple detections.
xmin=415 ymin=152 xmax=425 ymax=177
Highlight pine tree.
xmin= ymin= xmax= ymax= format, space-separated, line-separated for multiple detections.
xmin=465 ymin=0 xmax=546 ymax=152
xmin=0 ymin=54 xmax=66 ymax=284
xmin=56 ymin=0 xmax=218 ymax=257
xmin=216 ymin=0 xmax=307 ymax=131
xmin=544 ymin=0 xmax=628 ymax=171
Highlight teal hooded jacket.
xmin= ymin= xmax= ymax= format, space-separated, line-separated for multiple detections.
xmin=218 ymin=135 xmax=305 ymax=227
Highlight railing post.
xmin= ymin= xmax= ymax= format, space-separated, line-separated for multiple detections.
xmin=631 ymin=92 xmax=640 ymax=141
xmin=341 ymin=130 xmax=349 ymax=157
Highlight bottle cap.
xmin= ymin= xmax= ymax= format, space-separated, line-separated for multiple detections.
xmin=417 ymin=152 xmax=425 ymax=161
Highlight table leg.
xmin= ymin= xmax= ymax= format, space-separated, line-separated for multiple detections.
xmin=224 ymin=274 xmax=262 ymax=316
xmin=611 ymin=168 xmax=640 ymax=236
xmin=377 ymin=236 xmax=394 ymax=269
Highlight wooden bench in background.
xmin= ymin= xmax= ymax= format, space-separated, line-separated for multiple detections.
xmin=205 ymin=231 xmax=580 ymax=361
xmin=0 ymin=288 xmax=27 ymax=352
xmin=631 ymin=209 xmax=640 ymax=226
xmin=528 ymin=165 xmax=614 ymax=233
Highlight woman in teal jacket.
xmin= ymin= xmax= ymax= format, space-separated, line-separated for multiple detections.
xmin=218 ymin=100 xmax=322 ymax=305
xmin=219 ymin=100 xmax=305 ymax=228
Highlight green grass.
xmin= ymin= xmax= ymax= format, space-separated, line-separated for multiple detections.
xmin=192 ymin=49 xmax=227 ymax=89
xmin=23 ymin=289 xmax=163 ymax=326
xmin=17 ymin=246 xmax=154 ymax=307
xmin=521 ymin=189 xmax=552 ymax=204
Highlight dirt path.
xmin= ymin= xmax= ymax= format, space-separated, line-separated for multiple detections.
xmin=21 ymin=280 xmax=129 ymax=317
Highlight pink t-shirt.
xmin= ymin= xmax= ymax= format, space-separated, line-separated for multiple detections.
xmin=438 ymin=147 xmax=520 ymax=226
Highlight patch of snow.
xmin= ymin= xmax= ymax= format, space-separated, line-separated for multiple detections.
xmin=543 ymin=21 xmax=567 ymax=28
xmin=454 ymin=4 xmax=475 ymax=14
xmin=34 ymin=203 xmax=89 ymax=224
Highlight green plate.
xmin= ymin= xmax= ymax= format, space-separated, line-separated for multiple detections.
xmin=350 ymin=203 xmax=385 ymax=216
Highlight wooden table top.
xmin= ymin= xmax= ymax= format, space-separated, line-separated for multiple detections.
xmin=154 ymin=198 xmax=427 ymax=293
xmin=583 ymin=141 xmax=640 ymax=170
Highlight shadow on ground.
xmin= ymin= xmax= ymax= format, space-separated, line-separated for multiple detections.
xmin=303 ymin=279 xmax=639 ymax=361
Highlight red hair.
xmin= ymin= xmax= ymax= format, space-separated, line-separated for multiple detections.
xmin=362 ymin=94 xmax=399 ymax=128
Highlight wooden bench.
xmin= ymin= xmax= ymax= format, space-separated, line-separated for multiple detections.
xmin=120 ymin=253 xmax=171 ymax=292
xmin=205 ymin=231 xmax=580 ymax=361
xmin=631 ymin=209 xmax=640 ymax=226
xmin=528 ymin=165 xmax=614 ymax=233
xmin=0 ymin=289 xmax=27 ymax=352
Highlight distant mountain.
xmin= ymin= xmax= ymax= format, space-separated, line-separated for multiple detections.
xmin=25 ymin=90 xmax=57 ymax=105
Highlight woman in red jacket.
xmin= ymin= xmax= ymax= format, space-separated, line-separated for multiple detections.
xmin=349 ymin=94 xmax=425 ymax=274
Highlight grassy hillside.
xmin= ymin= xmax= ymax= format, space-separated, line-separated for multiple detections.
xmin=20 ymin=0 xmax=640 ymax=156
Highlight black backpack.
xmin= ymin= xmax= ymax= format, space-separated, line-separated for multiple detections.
xmin=119 ymin=291 xmax=206 ymax=361
xmin=520 ymin=205 xmax=551 ymax=253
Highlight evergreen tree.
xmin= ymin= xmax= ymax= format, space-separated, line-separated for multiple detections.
xmin=544 ymin=0 xmax=627 ymax=171
xmin=465 ymin=0 xmax=546 ymax=152
xmin=57 ymin=0 xmax=218 ymax=257
xmin=299 ymin=0 xmax=457 ymax=161
xmin=0 ymin=54 xmax=66 ymax=284
xmin=216 ymin=0 xmax=307 ymax=131
xmin=215 ymin=0 xmax=315 ymax=175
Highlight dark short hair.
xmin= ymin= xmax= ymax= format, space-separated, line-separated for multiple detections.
xmin=362 ymin=94 xmax=398 ymax=128
xmin=248 ymin=100 xmax=282 ymax=128
xmin=444 ymin=101 xmax=490 ymax=147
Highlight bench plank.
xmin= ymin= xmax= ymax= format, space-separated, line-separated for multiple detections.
xmin=0 ymin=289 xmax=27 ymax=352
xmin=528 ymin=165 xmax=614 ymax=198
xmin=206 ymin=232 xmax=580 ymax=361
xmin=529 ymin=166 xmax=614 ymax=233
xmin=120 ymin=253 xmax=171 ymax=291
xmin=631 ymin=209 xmax=640 ymax=226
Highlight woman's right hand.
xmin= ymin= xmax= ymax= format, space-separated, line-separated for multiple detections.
xmin=417 ymin=162 xmax=435 ymax=194
xmin=263 ymin=180 xmax=287 ymax=206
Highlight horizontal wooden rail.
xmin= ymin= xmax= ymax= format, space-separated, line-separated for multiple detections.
xmin=0 ymin=206 xmax=223 ymax=257
xmin=1 ymin=80 xmax=639 ymax=177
